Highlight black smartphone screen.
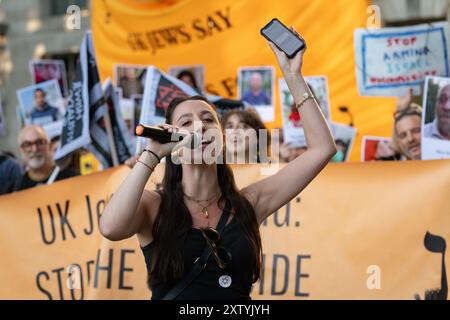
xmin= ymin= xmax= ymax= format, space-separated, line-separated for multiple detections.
xmin=261 ymin=19 xmax=305 ymax=58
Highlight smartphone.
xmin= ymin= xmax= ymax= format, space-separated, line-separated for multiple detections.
xmin=260 ymin=18 xmax=306 ymax=58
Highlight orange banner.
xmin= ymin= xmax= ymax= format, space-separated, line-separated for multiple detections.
xmin=92 ymin=0 xmax=398 ymax=161
xmin=1 ymin=161 xmax=449 ymax=299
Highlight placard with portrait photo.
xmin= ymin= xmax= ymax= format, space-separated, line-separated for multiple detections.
xmin=361 ymin=136 xmax=397 ymax=162
xmin=238 ymin=66 xmax=275 ymax=122
xmin=329 ymin=121 xmax=357 ymax=162
xmin=29 ymin=59 xmax=68 ymax=97
xmin=16 ymin=79 xmax=65 ymax=138
xmin=114 ymin=64 xmax=147 ymax=99
xmin=422 ymin=76 xmax=450 ymax=159
xmin=168 ymin=64 xmax=204 ymax=93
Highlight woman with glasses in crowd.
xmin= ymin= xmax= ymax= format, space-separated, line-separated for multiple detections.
xmin=100 ymin=27 xmax=336 ymax=300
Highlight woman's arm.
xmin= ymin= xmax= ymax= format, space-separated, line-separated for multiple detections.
xmin=242 ymin=28 xmax=337 ymax=224
xmin=99 ymin=150 xmax=160 ymax=241
xmin=100 ymin=124 xmax=180 ymax=241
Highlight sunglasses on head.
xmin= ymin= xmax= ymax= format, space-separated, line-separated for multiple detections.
xmin=200 ymin=227 xmax=232 ymax=269
xmin=393 ymin=105 xmax=422 ymax=121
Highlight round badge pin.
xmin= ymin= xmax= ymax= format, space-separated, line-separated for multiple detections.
xmin=218 ymin=275 xmax=232 ymax=288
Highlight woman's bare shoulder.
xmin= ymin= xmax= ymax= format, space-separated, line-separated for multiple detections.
xmin=142 ymin=189 xmax=162 ymax=223
xmin=137 ymin=190 xmax=162 ymax=247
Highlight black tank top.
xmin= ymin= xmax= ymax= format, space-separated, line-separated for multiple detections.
xmin=140 ymin=201 xmax=254 ymax=300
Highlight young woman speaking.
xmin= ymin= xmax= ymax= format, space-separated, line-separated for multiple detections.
xmin=100 ymin=27 xmax=336 ymax=300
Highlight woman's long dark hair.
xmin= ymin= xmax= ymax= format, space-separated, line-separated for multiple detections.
xmin=150 ymin=96 xmax=262 ymax=284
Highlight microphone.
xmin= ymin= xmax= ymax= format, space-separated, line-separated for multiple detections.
xmin=135 ymin=124 xmax=201 ymax=148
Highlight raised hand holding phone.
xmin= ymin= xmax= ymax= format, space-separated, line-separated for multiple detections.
xmin=266 ymin=26 xmax=306 ymax=77
xmin=260 ymin=18 xmax=306 ymax=58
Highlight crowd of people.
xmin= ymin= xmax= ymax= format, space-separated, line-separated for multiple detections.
xmin=3 ymin=34 xmax=449 ymax=197
xmin=0 ymin=125 xmax=78 ymax=195
xmin=0 ymin=82 xmax=433 ymax=197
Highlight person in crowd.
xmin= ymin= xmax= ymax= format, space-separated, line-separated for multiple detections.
xmin=222 ymin=109 xmax=271 ymax=164
xmin=12 ymin=125 xmax=78 ymax=192
xmin=242 ymin=72 xmax=271 ymax=106
xmin=30 ymin=88 xmax=61 ymax=126
xmin=0 ymin=150 xmax=24 ymax=195
xmin=100 ymin=27 xmax=336 ymax=300
xmin=423 ymin=84 xmax=450 ymax=140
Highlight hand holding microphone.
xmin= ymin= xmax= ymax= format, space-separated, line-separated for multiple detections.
xmin=135 ymin=124 xmax=201 ymax=159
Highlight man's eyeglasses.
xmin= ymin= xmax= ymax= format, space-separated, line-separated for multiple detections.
xmin=200 ymin=227 xmax=232 ymax=269
xmin=20 ymin=139 xmax=48 ymax=151
xmin=393 ymin=104 xmax=422 ymax=122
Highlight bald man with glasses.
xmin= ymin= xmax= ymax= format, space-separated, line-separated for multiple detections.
xmin=12 ymin=125 xmax=78 ymax=192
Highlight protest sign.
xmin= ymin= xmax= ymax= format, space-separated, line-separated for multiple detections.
xmin=355 ymin=22 xmax=450 ymax=96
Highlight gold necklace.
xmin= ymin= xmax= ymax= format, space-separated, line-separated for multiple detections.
xmin=183 ymin=191 xmax=221 ymax=219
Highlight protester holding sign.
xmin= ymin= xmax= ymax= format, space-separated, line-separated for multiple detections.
xmin=100 ymin=27 xmax=336 ymax=300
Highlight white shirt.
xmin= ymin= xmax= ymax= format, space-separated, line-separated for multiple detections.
xmin=423 ymin=119 xmax=446 ymax=140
